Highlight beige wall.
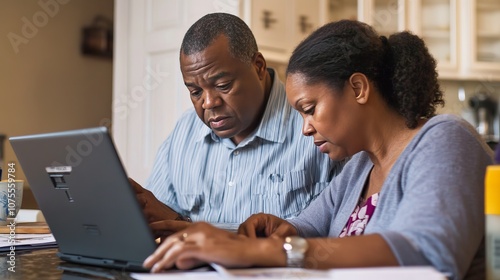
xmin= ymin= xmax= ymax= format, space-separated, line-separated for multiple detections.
xmin=0 ymin=0 xmax=114 ymax=185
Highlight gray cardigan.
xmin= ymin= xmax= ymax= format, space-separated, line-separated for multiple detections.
xmin=290 ymin=114 xmax=493 ymax=280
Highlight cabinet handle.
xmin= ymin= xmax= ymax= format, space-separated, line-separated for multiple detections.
xmin=262 ymin=10 xmax=277 ymax=29
xmin=299 ymin=15 xmax=313 ymax=34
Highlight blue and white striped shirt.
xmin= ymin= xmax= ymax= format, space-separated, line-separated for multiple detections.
xmin=146 ymin=70 xmax=344 ymax=224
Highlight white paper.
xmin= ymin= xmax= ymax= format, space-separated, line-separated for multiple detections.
xmin=328 ymin=266 xmax=448 ymax=280
xmin=212 ymin=263 xmax=331 ymax=279
xmin=0 ymin=233 xmax=56 ymax=252
xmin=125 ymin=263 xmax=449 ymax=280
xmin=14 ymin=209 xmax=45 ymax=223
xmin=131 ymin=271 xmax=222 ymax=280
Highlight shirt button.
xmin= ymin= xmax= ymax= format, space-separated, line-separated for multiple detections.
xmin=234 ymin=150 xmax=240 ymax=156
xmin=228 ymin=181 xmax=235 ymax=187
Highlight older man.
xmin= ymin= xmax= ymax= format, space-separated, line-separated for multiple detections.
xmin=132 ymin=13 xmax=345 ymax=234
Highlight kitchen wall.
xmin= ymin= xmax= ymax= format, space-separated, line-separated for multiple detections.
xmin=0 ymin=0 xmax=114 ymax=207
xmin=440 ymin=79 xmax=500 ymax=138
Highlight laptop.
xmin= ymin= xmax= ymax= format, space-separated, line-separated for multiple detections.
xmin=10 ymin=127 xmax=157 ymax=271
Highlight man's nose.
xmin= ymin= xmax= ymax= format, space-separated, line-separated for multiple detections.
xmin=202 ymin=90 xmax=222 ymax=110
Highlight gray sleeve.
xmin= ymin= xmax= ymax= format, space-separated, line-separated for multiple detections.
xmin=378 ymin=120 xmax=492 ymax=280
xmin=289 ymin=181 xmax=337 ymax=237
xmin=289 ymin=155 xmax=369 ymax=237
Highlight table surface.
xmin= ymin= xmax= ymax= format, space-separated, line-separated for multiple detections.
xmin=0 ymin=248 xmax=450 ymax=279
xmin=0 ymin=248 xmax=136 ymax=279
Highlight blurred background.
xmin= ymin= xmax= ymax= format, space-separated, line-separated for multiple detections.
xmin=1 ymin=0 xmax=499 ymax=209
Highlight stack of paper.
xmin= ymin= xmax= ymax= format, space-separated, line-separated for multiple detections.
xmin=0 ymin=233 xmax=56 ymax=252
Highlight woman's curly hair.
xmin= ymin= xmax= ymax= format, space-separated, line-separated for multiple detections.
xmin=286 ymin=20 xmax=445 ymax=129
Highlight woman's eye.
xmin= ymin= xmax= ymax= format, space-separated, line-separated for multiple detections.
xmin=303 ymin=107 xmax=315 ymax=115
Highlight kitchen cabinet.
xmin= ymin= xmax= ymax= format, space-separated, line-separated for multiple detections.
xmin=406 ymin=0 xmax=459 ymax=79
xmin=246 ymin=0 xmax=323 ymax=63
xmin=461 ymin=0 xmax=500 ymax=81
xmin=359 ymin=0 xmax=406 ymax=37
xmin=357 ymin=0 xmax=462 ymax=79
xmin=328 ymin=0 xmax=358 ymax=22
xmin=244 ymin=0 xmax=500 ymax=81
xmin=405 ymin=0 xmax=500 ymax=81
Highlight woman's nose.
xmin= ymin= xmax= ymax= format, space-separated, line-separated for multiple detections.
xmin=302 ymin=119 xmax=315 ymax=136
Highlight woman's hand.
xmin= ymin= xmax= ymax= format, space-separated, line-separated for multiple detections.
xmin=237 ymin=213 xmax=298 ymax=238
xmin=143 ymin=222 xmax=286 ymax=272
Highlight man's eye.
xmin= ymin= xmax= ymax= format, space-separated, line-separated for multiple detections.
xmin=217 ymin=83 xmax=231 ymax=91
xmin=190 ymin=90 xmax=202 ymax=97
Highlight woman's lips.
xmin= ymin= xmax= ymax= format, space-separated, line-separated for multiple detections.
xmin=314 ymin=141 xmax=328 ymax=153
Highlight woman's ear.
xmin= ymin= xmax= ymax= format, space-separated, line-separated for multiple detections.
xmin=253 ymin=52 xmax=267 ymax=80
xmin=349 ymin=73 xmax=370 ymax=104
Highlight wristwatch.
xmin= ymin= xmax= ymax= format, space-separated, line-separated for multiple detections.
xmin=175 ymin=214 xmax=192 ymax=222
xmin=283 ymin=236 xmax=309 ymax=268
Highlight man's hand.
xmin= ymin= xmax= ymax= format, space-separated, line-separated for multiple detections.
xmin=237 ymin=213 xmax=298 ymax=238
xmin=129 ymin=178 xmax=184 ymax=223
xmin=150 ymin=220 xmax=192 ymax=241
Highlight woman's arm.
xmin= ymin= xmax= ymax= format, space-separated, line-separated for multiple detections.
xmin=143 ymin=222 xmax=398 ymax=272
xmin=303 ymin=234 xmax=397 ymax=269
xmin=143 ymin=222 xmax=286 ymax=272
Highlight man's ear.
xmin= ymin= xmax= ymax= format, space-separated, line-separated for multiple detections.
xmin=349 ymin=73 xmax=370 ymax=104
xmin=253 ymin=52 xmax=267 ymax=80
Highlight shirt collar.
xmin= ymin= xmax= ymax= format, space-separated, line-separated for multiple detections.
xmin=195 ymin=68 xmax=289 ymax=144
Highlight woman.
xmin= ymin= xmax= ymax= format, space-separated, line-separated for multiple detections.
xmin=143 ymin=20 xmax=492 ymax=280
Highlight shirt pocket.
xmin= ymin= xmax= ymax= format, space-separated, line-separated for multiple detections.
xmin=251 ymin=170 xmax=312 ymax=218
xmin=176 ymin=193 xmax=204 ymax=214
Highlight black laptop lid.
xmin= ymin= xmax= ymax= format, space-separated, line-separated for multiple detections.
xmin=10 ymin=127 xmax=156 ymax=270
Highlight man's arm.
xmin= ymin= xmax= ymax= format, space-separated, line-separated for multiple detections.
xmin=130 ymin=178 xmax=183 ymax=222
xmin=130 ymin=178 xmax=192 ymax=239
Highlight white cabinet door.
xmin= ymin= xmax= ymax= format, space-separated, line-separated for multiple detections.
xmin=362 ymin=0 xmax=500 ymax=81
xmin=113 ymin=0 xmax=241 ymax=184
xmin=407 ymin=0 xmax=459 ymax=79
xmin=359 ymin=0 xmax=406 ymax=36
xmin=248 ymin=0 xmax=325 ymax=64
xmin=292 ymin=0 xmax=322 ymax=49
xmin=329 ymin=0 xmax=359 ymax=22
xmin=249 ymin=0 xmax=290 ymax=62
xmin=461 ymin=0 xmax=500 ymax=81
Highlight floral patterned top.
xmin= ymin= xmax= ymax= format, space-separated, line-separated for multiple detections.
xmin=339 ymin=193 xmax=379 ymax=237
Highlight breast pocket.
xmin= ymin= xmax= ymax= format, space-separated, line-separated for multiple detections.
xmin=251 ymin=170 xmax=312 ymax=218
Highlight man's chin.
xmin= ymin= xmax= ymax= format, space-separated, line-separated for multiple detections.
xmin=211 ymin=129 xmax=235 ymax=139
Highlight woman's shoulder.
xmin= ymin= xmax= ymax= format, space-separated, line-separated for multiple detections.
xmin=419 ymin=114 xmax=484 ymax=142
xmin=424 ymin=114 xmax=475 ymax=131
xmin=412 ymin=114 xmax=493 ymax=158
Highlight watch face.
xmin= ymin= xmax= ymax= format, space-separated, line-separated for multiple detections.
xmin=284 ymin=236 xmax=309 ymax=253
xmin=284 ymin=236 xmax=309 ymax=268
